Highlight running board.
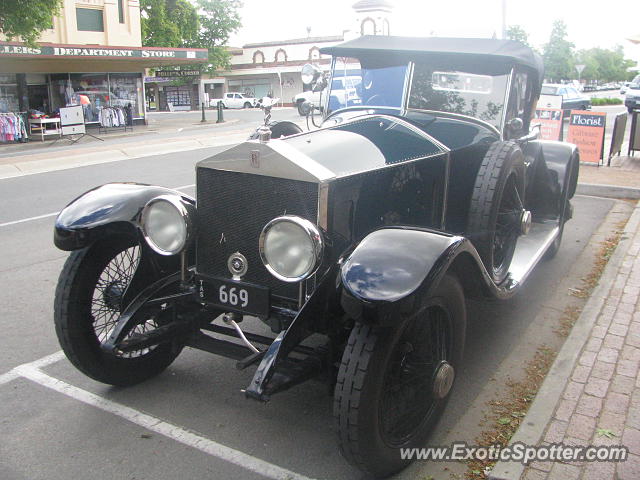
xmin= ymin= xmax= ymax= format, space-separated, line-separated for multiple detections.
xmin=508 ymin=221 xmax=559 ymax=286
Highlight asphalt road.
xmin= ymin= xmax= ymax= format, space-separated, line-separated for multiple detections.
xmin=0 ymin=137 xmax=619 ymax=479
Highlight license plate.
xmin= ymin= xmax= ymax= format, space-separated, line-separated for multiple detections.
xmin=197 ymin=276 xmax=270 ymax=317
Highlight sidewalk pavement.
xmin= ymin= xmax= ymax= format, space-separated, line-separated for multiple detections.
xmin=489 ymin=201 xmax=640 ymax=480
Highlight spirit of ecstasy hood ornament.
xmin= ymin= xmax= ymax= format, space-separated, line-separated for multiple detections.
xmin=256 ymin=97 xmax=279 ymax=144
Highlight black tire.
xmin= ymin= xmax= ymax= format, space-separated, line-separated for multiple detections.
xmin=243 ymin=102 xmax=252 ymax=109
xmin=468 ymin=141 xmax=525 ymax=284
xmin=54 ymin=236 xmax=181 ymax=386
xmin=334 ymin=274 xmax=466 ymax=478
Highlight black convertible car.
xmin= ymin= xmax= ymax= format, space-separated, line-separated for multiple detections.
xmin=53 ymin=36 xmax=578 ymax=477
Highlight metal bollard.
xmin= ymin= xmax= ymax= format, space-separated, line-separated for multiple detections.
xmin=216 ymin=101 xmax=224 ymax=123
xmin=201 ymin=102 xmax=206 ymax=123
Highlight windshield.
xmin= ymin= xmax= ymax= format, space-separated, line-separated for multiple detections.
xmin=408 ymin=62 xmax=510 ymax=129
xmin=541 ymin=86 xmax=559 ymax=95
xmin=327 ymin=57 xmax=408 ymax=114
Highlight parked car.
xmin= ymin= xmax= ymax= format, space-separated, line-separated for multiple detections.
xmin=209 ymin=91 xmax=257 ymax=109
xmin=52 ymin=36 xmax=578 ymax=478
xmin=625 ymin=75 xmax=640 ymax=113
xmin=293 ymin=74 xmax=362 ymax=115
xmin=541 ymin=83 xmax=591 ymax=115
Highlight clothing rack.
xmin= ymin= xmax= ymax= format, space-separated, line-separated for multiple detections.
xmin=97 ymin=105 xmax=133 ymax=134
xmin=0 ymin=111 xmax=29 ymax=143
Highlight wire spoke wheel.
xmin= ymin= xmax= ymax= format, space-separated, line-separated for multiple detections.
xmin=334 ymin=274 xmax=466 ymax=477
xmin=89 ymin=245 xmax=159 ymax=357
xmin=379 ymin=306 xmax=451 ymax=446
xmin=54 ymin=236 xmax=182 ymax=386
xmin=492 ymin=174 xmax=523 ymax=276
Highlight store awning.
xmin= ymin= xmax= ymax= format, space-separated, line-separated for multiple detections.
xmin=0 ymin=42 xmax=208 ymax=73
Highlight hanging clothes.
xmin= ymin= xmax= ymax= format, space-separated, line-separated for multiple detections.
xmin=0 ymin=113 xmax=28 ymax=142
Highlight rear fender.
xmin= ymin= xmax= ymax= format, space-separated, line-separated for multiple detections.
xmin=54 ymin=183 xmax=195 ymax=251
xmin=338 ymin=227 xmax=512 ymax=327
xmin=523 ymin=140 xmax=579 ymax=218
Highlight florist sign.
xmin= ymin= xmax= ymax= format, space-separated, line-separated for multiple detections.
xmin=0 ymin=44 xmax=207 ymax=60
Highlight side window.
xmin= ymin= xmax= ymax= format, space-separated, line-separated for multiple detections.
xmin=226 ymin=93 xmax=233 ymax=99
xmin=558 ymin=88 xmax=567 ymax=97
xmin=331 ymin=78 xmax=343 ymax=90
xmin=506 ymin=73 xmax=528 ymax=119
xmin=235 ymin=94 xmax=242 ymax=99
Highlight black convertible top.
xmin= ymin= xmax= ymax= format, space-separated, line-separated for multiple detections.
xmin=321 ymin=36 xmax=544 ymax=88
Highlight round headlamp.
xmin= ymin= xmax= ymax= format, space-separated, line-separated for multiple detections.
xmin=141 ymin=195 xmax=192 ymax=256
xmin=259 ymin=216 xmax=323 ymax=282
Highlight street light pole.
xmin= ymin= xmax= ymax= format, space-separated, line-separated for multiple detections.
xmin=502 ymin=0 xmax=507 ymax=39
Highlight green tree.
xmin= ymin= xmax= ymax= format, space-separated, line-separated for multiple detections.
xmin=506 ymin=25 xmax=530 ymax=47
xmin=140 ymin=0 xmax=199 ymax=48
xmin=543 ymin=20 xmax=575 ymax=82
xmin=577 ymin=46 xmax=635 ymax=83
xmin=195 ymin=0 xmax=242 ymax=72
xmin=0 ymin=0 xmax=63 ymax=47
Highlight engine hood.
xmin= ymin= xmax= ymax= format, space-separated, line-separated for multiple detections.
xmin=196 ymin=115 xmax=448 ymax=183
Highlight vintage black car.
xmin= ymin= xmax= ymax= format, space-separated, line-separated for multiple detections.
xmin=53 ymin=36 xmax=579 ymax=477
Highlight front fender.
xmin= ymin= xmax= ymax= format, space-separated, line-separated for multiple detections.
xmin=339 ymin=227 xmax=513 ymax=326
xmin=54 ymin=183 xmax=195 ymax=251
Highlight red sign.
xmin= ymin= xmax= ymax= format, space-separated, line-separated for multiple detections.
xmin=567 ymin=111 xmax=607 ymax=164
xmin=533 ymin=108 xmax=563 ymax=141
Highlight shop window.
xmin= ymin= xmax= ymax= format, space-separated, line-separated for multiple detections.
xmin=0 ymin=74 xmax=19 ymax=113
xmin=76 ymin=8 xmax=104 ymax=32
xmin=70 ymin=73 xmax=109 ymax=123
xmin=165 ymin=86 xmax=191 ymax=107
xmin=109 ymin=73 xmax=144 ymax=118
xmin=118 ymin=0 xmax=125 ymax=23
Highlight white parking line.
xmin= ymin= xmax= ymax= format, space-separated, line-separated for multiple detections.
xmin=0 ymin=212 xmax=59 ymax=228
xmin=0 ymin=184 xmax=196 ymax=229
xmin=0 ymin=370 xmax=18 ymax=386
xmin=2 ymin=351 xmax=315 ymax=480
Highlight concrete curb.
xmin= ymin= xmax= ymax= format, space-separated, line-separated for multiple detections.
xmin=577 ymin=182 xmax=640 ymax=199
xmin=488 ymin=200 xmax=640 ymax=480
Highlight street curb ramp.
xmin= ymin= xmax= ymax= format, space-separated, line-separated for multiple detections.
xmin=488 ymin=201 xmax=640 ymax=480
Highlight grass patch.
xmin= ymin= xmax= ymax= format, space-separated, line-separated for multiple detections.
xmin=569 ymin=221 xmax=626 ymax=298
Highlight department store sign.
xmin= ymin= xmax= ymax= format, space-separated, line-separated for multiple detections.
xmin=0 ymin=44 xmax=207 ymax=60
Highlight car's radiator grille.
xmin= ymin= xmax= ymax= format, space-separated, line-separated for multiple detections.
xmin=196 ymin=168 xmax=319 ymax=300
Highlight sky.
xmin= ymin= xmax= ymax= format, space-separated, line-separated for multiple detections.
xmin=227 ymin=0 xmax=640 ymax=63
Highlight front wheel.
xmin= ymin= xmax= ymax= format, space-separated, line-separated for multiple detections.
xmin=54 ymin=236 xmax=182 ymax=386
xmin=334 ymin=274 xmax=466 ymax=478
xmin=243 ymin=102 xmax=252 ymax=109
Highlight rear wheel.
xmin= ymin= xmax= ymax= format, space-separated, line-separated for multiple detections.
xmin=468 ymin=141 xmax=525 ymax=284
xmin=334 ymin=274 xmax=466 ymax=478
xmin=54 ymin=237 xmax=181 ymax=386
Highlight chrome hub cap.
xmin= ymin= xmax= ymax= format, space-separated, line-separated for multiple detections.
xmin=433 ymin=361 xmax=455 ymax=399
xmin=520 ymin=209 xmax=532 ymax=235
